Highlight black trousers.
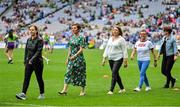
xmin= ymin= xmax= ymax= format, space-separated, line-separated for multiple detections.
xmin=161 ymin=55 xmax=175 ymax=86
xmin=109 ymin=58 xmax=124 ymax=92
xmin=22 ymin=61 xmax=44 ymax=94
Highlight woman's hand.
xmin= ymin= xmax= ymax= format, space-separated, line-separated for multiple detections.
xmin=174 ymin=55 xmax=177 ymax=61
xmin=157 ymin=54 xmax=160 ymax=60
xmin=65 ymin=59 xmax=68 ymax=65
xmin=69 ymin=55 xmax=77 ymax=61
xmin=130 ymin=48 xmax=136 ymax=61
xmin=130 ymin=55 xmax=134 ymax=60
xmin=154 ymin=60 xmax=157 ymax=67
xmin=123 ymin=59 xmax=128 ymax=68
xmin=28 ymin=61 xmax=32 ymax=65
xmin=101 ymin=59 xmax=106 ymax=66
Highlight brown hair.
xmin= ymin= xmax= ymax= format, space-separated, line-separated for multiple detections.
xmin=163 ymin=26 xmax=172 ymax=34
xmin=29 ymin=25 xmax=38 ymax=35
xmin=140 ymin=29 xmax=147 ymax=34
xmin=115 ymin=26 xmax=123 ymax=36
xmin=72 ymin=23 xmax=81 ymax=31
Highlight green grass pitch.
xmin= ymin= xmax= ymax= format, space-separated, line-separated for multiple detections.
xmin=0 ymin=49 xmax=180 ymax=106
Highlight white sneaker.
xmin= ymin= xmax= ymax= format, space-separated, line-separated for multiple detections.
xmin=145 ymin=87 xmax=151 ymax=91
xmin=118 ymin=89 xmax=126 ymax=94
xmin=16 ymin=93 xmax=26 ymax=100
xmin=46 ymin=59 xmax=50 ymax=64
xmin=79 ymin=92 xmax=86 ymax=96
xmin=134 ymin=87 xmax=141 ymax=92
xmin=38 ymin=94 xmax=45 ymax=99
xmin=107 ymin=91 xmax=113 ymax=95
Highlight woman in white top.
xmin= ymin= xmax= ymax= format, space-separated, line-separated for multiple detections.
xmin=130 ymin=30 xmax=157 ymax=92
xmin=102 ymin=27 xmax=128 ymax=95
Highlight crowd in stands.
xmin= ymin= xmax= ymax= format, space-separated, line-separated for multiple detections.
xmin=162 ymin=0 xmax=178 ymax=5
xmin=0 ymin=0 xmax=12 ymax=13
xmin=51 ymin=0 xmax=180 ymax=48
xmin=0 ymin=0 xmax=179 ymax=49
xmin=1 ymin=0 xmax=68 ymax=33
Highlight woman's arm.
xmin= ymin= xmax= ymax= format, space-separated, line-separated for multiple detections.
xmin=121 ymin=39 xmax=128 ymax=67
xmin=66 ymin=47 xmax=71 ymax=64
xmin=69 ymin=46 xmax=83 ymax=61
xmin=157 ymin=37 xmax=164 ymax=59
xmin=130 ymin=48 xmax=136 ymax=60
xmin=101 ymin=57 xmax=106 ymax=66
xmin=29 ymin=39 xmax=43 ymax=64
xmin=69 ymin=37 xmax=85 ymax=61
xmin=24 ymin=39 xmax=28 ymax=65
xmin=173 ymin=37 xmax=178 ymax=61
xmin=29 ymin=39 xmax=44 ymax=64
xmin=101 ymin=39 xmax=110 ymax=66
xmin=151 ymin=48 xmax=157 ymax=67
xmin=74 ymin=46 xmax=83 ymax=56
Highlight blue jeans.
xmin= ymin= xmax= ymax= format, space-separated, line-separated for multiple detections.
xmin=138 ymin=60 xmax=150 ymax=88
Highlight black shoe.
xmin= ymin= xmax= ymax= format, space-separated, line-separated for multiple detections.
xmin=171 ymin=79 xmax=176 ymax=88
xmin=16 ymin=93 xmax=26 ymax=100
xmin=58 ymin=91 xmax=67 ymax=95
xmin=8 ymin=59 xmax=13 ymax=64
xmin=163 ymin=84 xmax=169 ymax=88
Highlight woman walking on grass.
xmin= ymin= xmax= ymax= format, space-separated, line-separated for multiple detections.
xmin=59 ymin=23 xmax=86 ymax=96
xmin=16 ymin=25 xmax=45 ymax=100
xmin=102 ymin=26 xmax=128 ymax=95
xmin=158 ymin=26 xmax=178 ymax=88
xmin=130 ymin=30 xmax=157 ymax=92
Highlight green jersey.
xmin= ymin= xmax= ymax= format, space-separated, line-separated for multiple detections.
xmin=43 ymin=34 xmax=49 ymax=42
xmin=5 ymin=34 xmax=18 ymax=42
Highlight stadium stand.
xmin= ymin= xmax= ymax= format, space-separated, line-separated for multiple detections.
xmin=0 ymin=0 xmax=179 ymax=49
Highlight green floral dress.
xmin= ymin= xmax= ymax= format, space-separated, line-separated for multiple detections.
xmin=64 ymin=35 xmax=86 ymax=87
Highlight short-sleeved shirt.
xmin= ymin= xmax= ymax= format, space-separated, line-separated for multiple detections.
xmin=43 ymin=34 xmax=49 ymax=41
xmin=49 ymin=35 xmax=55 ymax=43
xmin=5 ymin=34 xmax=18 ymax=42
xmin=65 ymin=35 xmax=86 ymax=87
xmin=135 ymin=40 xmax=154 ymax=61
xmin=68 ymin=35 xmax=86 ymax=56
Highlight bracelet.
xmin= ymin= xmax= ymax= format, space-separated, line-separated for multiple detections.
xmin=74 ymin=54 xmax=77 ymax=58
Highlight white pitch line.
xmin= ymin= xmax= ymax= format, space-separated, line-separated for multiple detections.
xmin=0 ymin=102 xmax=59 ymax=107
xmin=1 ymin=103 xmax=180 ymax=107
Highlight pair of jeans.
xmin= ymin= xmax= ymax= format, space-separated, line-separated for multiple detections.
xmin=109 ymin=58 xmax=124 ymax=92
xmin=137 ymin=60 xmax=150 ymax=88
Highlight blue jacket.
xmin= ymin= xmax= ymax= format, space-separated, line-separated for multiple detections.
xmin=159 ymin=34 xmax=178 ymax=56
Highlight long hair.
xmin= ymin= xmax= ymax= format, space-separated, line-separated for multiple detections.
xmin=29 ymin=25 xmax=39 ymax=36
xmin=115 ymin=26 xmax=123 ymax=36
xmin=8 ymin=29 xmax=13 ymax=39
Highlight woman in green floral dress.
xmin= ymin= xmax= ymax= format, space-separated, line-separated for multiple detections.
xmin=59 ymin=24 xmax=86 ymax=96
